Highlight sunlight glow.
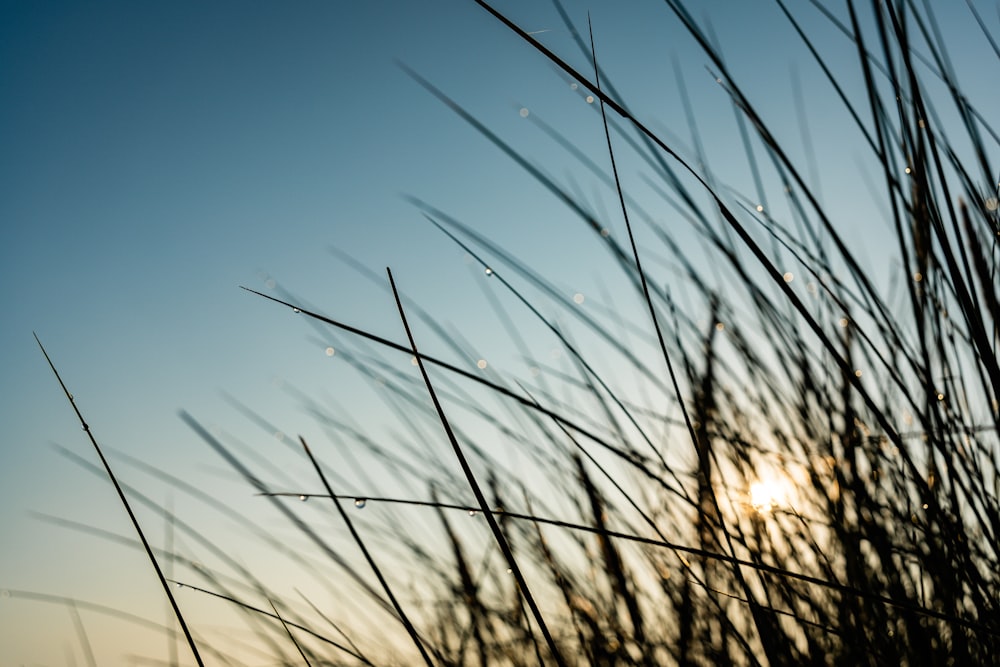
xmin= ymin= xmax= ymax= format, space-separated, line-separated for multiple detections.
xmin=749 ymin=477 xmax=789 ymax=513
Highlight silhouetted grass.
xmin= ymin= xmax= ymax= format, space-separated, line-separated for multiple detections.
xmin=32 ymin=0 xmax=999 ymax=664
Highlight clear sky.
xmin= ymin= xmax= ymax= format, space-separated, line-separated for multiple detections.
xmin=2 ymin=1 xmax=998 ymax=664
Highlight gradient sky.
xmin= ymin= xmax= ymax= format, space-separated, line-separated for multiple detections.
xmin=3 ymin=1 xmax=998 ymax=664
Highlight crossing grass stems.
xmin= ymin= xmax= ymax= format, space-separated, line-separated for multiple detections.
xmin=32 ymin=1 xmax=1000 ymax=665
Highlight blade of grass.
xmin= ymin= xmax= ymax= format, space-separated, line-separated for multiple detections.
xmin=268 ymin=598 xmax=314 ymax=667
xmin=33 ymin=333 xmax=205 ymax=667
xmin=386 ymin=267 xmax=568 ymax=666
xmin=298 ymin=435 xmax=436 ymax=667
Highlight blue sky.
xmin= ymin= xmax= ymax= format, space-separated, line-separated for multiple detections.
xmin=2 ymin=1 xmax=998 ymax=664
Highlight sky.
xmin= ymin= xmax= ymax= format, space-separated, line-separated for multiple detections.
xmin=2 ymin=1 xmax=998 ymax=664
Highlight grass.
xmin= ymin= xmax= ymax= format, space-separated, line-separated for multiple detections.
xmin=28 ymin=0 xmax=1000 ymax=664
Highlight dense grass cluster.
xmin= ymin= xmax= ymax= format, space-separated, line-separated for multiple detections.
xmin=33 ymin=0 xmax=999 ymax=665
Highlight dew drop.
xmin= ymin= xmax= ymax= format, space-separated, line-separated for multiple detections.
xmin=904 ymin=167 xmax=912 ymax=174
xmin=838 ymin=317 xmax=849 ymax=328
xmin=81 ymin=424 xmax=90 ymax=431
xmin=854 ymin=369 xmax=862 ymax=377
xmin=175 ymin=583 xmax=184 ymax=589
xmin=354 ymin=498 xmax=367 ymax=509
xmin=469 ymin=510 xmax=477 ymax=517
xmin=572 ymin=292 xmax=585 ymax=304
xmin=411 ymin=356 xmax=419 ymax=366
xmin=937 ymin=393 xmax=945 ymax=401
xmin=265 ymin=279 xmax=276 ymax=289
xmin=585 ymin=95 xmax=595 ymax=104
xmin=570 ymin=82 xmax=578 ymax=90
xmin=600 ymin=228 xmax=610 ymax=237
xmin=325 ymin=347 xmax=335 ymax=357
xmin=985 ymin=197 xmax=998 ymax=211
xmin=484 ymin=267 xmax=494 ymax=276
xmin=68 ymin=393 xmax=74 ymax=400
xmin=299 ymin=495 xmax=308 ymax=502
xmin=476 ymin=359 xmax=488 ymax=370
xmin=783 ymin=272 xmax=793 ymax=282
xmin=292 ymin=307 xmax=301 ymax=314
xmin=519 ymin=107 xmax=529 ymax=118
xmin=506 ymin=568 xmax=513 ymax=574
xmin=756 ymin=204 xmax=764 ymax=213
xmin=922 ymin=503 xmax=928 ymax=509
xmin=715 ymin=322 xmax=725 ymax=331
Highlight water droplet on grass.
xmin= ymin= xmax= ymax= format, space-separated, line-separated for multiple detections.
xmin=570 ymin=82 xmax=578 ymax=90
xmin=783 ymin=272 xmax=793 ymax=282
xmin=519 ymin=107 xmax=529 ymax=118
xmin=585 ymin=95 xmax=595 ymax=104
xmin=484 ymin=267 xmax=494 ymax=276
xmin=292 ymin=308 xmax=301 ymax=314
xmin=354 ymin=498 xmax=367 ymax=509
xmin=299 ymin=495 xmax=308 ymax=502
xmin=325 ymin=347 xmax=335 ymax=357
xmin=573 ymin=293 xmax=584 ymax=304
xmin=468 ymin=510 xmax=477 ymax=516
xmin=476 ymin=359 xmax=487 ymax=370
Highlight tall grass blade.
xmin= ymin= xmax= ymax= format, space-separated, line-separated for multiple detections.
xmin=298 ymin=435 xmax=436 ymax=667
xmin=33 ymin=333 xmax=206 ymax=667
xmin=386 ymin=267 xmax=568 ymax=666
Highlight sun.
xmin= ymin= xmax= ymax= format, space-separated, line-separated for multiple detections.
xmin=749 ymin=477 xmax=788 ymax=513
